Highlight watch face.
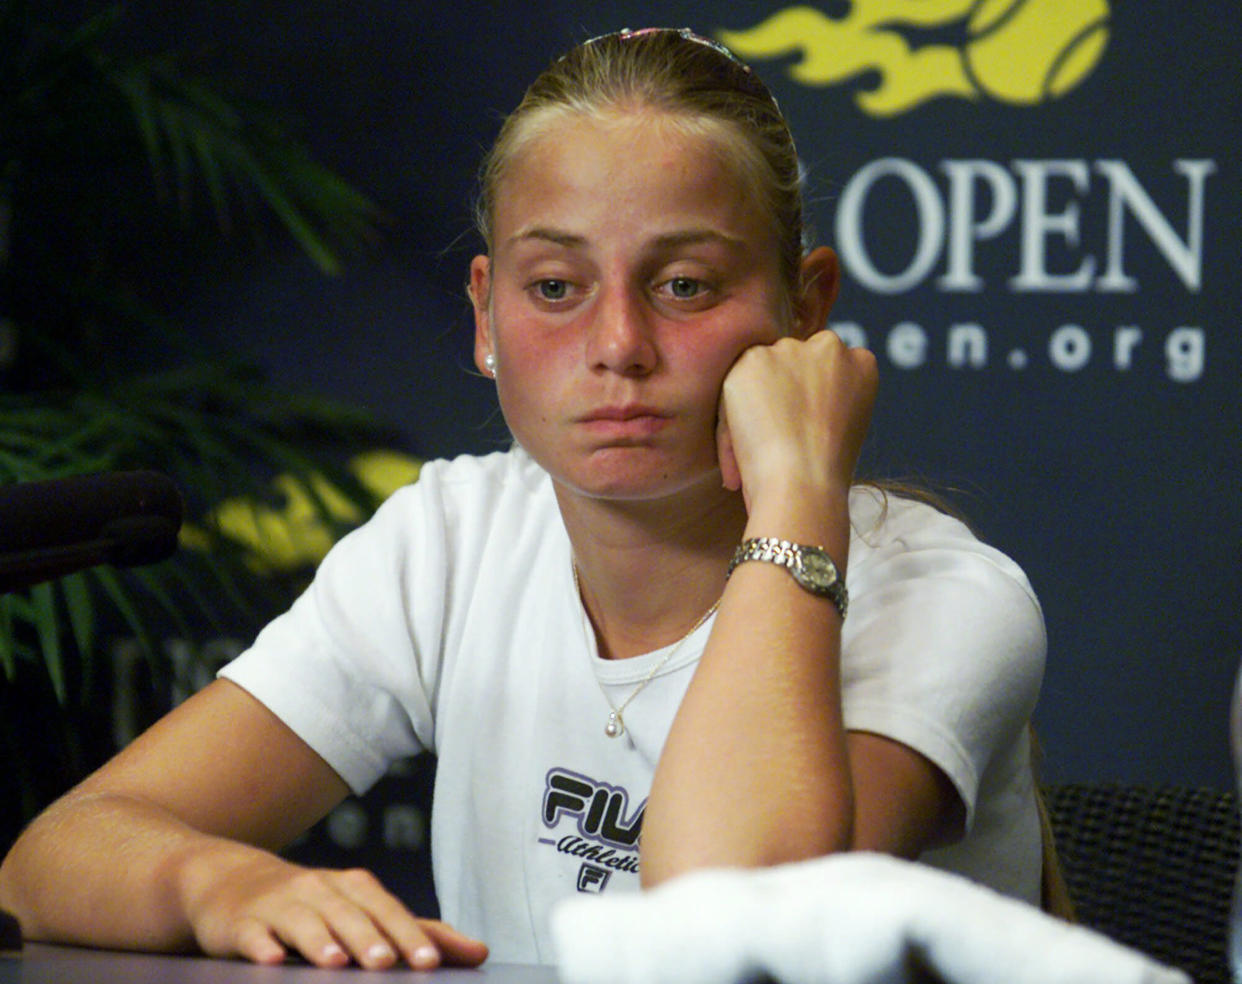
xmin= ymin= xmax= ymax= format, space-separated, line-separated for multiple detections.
xmin=798 ymin=548 xmax=838 ymax=590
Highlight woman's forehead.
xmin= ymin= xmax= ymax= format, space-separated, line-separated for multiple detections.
xmin=493 ymin=108 xmax=775 ymax=239
xmin=507 ymin=103 xmax=743 ymax=162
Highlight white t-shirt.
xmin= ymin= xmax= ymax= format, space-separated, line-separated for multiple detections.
xmin=220 ymin=449 xmax=1046 ymax=964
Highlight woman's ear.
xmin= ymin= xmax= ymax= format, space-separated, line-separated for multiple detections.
xmin=470 ymin=255 xmax=495 ymax=374
xmin=792 ymin=246 xmax=841 ymax=339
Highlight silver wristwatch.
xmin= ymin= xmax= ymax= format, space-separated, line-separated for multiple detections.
xmin=727 ymin=537 xmax=848 ymax=619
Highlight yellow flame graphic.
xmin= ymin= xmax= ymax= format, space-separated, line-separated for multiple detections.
xmin=718 ymin=0 xmax=1110 ymax=117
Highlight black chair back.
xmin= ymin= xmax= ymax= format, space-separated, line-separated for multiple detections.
xmin=1043 ymin=784 xmax=1239 ymax=984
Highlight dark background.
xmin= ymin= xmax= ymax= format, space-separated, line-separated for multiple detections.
xmin=87 ymin=0 xmax=1242 ymax=791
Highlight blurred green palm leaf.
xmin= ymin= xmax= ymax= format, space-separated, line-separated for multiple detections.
xmin=2 ymin=1 xmax=382 ymax=275
xmin=0 ymin=0 xmax=392 ymax=717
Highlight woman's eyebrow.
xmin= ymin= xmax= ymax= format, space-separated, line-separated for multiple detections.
xmin=507 ymin=226 xmax=586 ymax=249
xmin=649 ymin=229 xmax=746 ymax=253
xmin=507 ymin=227 xmax=746 ymax=252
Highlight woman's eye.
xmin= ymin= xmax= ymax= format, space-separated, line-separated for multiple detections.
xmin=664 ymin=277 xmax=704 ymax=300
xmin=536 ymin=279 xmax=570 ymax=301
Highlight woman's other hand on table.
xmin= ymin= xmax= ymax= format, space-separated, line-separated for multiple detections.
xmin=181 ymin=850 xmax=488 ymax=970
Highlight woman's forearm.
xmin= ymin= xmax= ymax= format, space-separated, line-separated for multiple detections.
xmin=0 ymin=790 xmax=258 ymax=950
xmin=1 ymin=786 xmax=489 ymax=970
xmin=641 ymin=486 xmax=854 ymax=886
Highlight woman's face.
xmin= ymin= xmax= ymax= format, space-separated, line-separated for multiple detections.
xmin=471 ymin=110 xmax=800 ymax=504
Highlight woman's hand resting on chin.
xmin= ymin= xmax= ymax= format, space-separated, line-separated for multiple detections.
xmin=716 ymin=329 xmax=878 ymax=513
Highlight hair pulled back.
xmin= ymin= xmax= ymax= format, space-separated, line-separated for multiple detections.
xmin=473 ymin=28 xmax=806 ymax=292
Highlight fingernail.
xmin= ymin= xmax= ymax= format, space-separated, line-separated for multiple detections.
xmin=255 ymin=942 xmax=286 ymax=965
xmin=367 ymin=942 xmax=396 ymax=965
xmin=322 ymin=942 xmax=347 ymax=963
xmin=411 ymin=944 xmax=439 ymax=968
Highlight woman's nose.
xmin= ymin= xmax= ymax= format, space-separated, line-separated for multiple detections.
xmin=585 ymin=285 xmax=658 ymax=376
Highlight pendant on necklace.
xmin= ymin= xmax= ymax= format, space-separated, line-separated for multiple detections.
xmin=605 ymin=710 xmax=625 ymax=738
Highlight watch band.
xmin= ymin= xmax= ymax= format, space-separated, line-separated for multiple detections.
xmin=727 ymin=537 xmax=848 ymax=619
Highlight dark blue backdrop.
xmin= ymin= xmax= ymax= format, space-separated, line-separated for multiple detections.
xmin=117 ymin=1 xmax=1241 ymax=791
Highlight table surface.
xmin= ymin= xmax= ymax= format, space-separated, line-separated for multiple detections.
xmin=0 ymin=943 xmax=561 ymax=983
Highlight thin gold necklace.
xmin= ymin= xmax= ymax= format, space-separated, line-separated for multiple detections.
xmin=573 ymin=564 xmax=721 ymax=738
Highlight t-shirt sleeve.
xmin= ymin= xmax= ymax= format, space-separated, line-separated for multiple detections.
xmin=219 ymin=477 xmax=447 ymax=795
xmin=841 ymin=489 xmax=1046 ymax=830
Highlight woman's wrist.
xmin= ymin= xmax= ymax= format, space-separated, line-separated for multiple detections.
xmin=171 ymin=835 xmax=273 ymax=932
xmin=741 ymin=477 xmax=852 ymax=555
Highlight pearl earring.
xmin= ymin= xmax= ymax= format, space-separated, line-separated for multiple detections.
xmin=484 ymin=353 xmax=497 ymax=377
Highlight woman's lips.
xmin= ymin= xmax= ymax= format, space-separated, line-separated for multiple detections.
xmin=577 ymin=406 xmax=671 ymax=439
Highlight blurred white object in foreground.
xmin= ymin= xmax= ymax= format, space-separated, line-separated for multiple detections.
xmin=552 ymin=852 xmax=1189 ymax=984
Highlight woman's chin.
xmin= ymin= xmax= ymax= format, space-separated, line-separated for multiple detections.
xmin=552 ymin=452 xmax=727 ymax=505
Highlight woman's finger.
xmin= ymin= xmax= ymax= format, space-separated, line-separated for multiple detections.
xmin=715 ymin=405 xmax=742 ymax=493
xmin=327 ymin=868 xmax=444 ymax=969
xmin=307 ymin=886 xmax=404 ymax=969
xmin=279 ymin=903 xmax=358 ymax=968
xmin=231 ymin=916 xmax=289 ymax=965
xmin=419 ymin=918 xmax=491 ymax=966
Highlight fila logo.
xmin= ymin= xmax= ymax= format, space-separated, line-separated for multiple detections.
xmin=576 ymin=864 xmax=612 ymax=893
xmin=542 ymin=769 xmax=645 ymax=849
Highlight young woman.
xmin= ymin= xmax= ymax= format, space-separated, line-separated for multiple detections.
xmin=0 ymin=28 xmax=1047 ymax=970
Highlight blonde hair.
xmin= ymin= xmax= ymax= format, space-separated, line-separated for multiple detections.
xmin=473 ymin=28 xmax=806 ymax=293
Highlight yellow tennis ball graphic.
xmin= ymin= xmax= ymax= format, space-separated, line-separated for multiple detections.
xmin=965 ymin=0 xmax=1110 ymax=104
